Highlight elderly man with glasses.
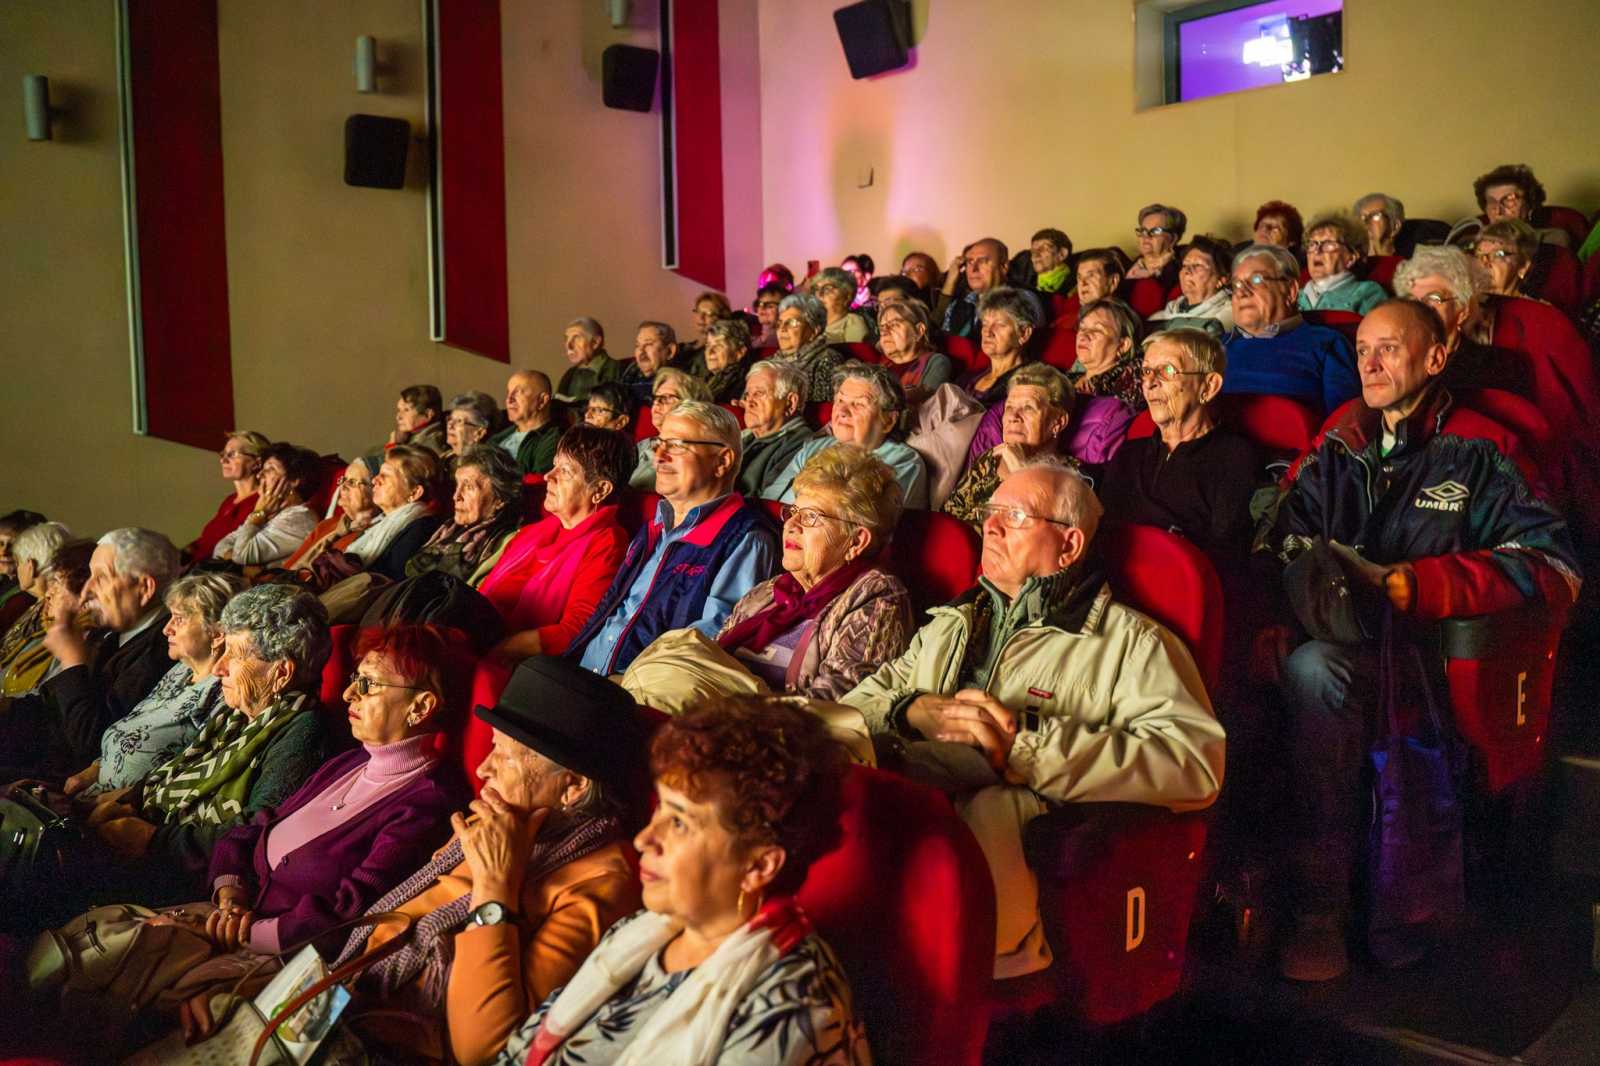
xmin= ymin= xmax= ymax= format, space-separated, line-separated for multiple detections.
xmin=570 ymin=402 xmax=779 ymax=677
xmin=936 ymin=237 xmax=1009 ymax=339
xmin=844 ymin=463 xmax=1225 ymax=979
xmin=1221 ymin=242 xmax=1359 ymax=415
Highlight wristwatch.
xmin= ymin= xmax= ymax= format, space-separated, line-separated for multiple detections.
xmin=470 ymin=901 xmax=509 ymax=927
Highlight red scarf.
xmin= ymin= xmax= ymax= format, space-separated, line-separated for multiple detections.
xmin=717 ymin=560 xmax=869 ymax=654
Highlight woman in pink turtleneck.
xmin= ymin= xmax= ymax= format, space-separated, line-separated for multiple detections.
xmin=201 ymin=625 xmax=470 ymax=957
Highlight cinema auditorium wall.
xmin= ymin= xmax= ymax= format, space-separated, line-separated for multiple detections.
xmin=757 ymin=0 xmax=1600 ymax=273
xmin=0 ymin=0 xmax=761 ymax=537
xmin=3 ymin=0 xmax=1597 ymax=538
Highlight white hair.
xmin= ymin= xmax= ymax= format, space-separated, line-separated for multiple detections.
xmin=1392 ymin=244 xmax=1490 ymax=306
xmin=667 ymin=401 xmax=743 ymax=466
xmin=1017 ymin=460 xmax=1104 ymax=543
xmin=96 ymin=527 xmax=179 ymax=589
xmin=747 ymin=359 xmax=808 ymax=406
xmin=1232 ymin=243 xmax=1300 ymax=281
xmin=13 ymin=521 xmax=72 ymax=573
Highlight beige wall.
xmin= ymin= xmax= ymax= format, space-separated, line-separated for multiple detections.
xmin=0 ymin=0 xmax=760 ymax=541
xmin=757 ymin=0 xmax=1600 ymax=270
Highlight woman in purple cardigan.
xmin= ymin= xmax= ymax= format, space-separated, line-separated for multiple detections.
xmin=202 ymin=624 xmax=470 ymax=957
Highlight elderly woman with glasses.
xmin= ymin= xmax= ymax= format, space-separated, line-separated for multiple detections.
xmin=185 ymin=431 xmax=271 ymax=564
xmin=775 ymin=292 xmax=845 ymax=402
xmin=1126 ymin=203 xmax=1186 ymax=288
xmin=1474 ymin=163 xmax=1568 ymax=247
xmin=681 ymin=291 xmax=734 ymax=376
xmin=1297 ymin=213 xmax=1387 ymax=315
xmin=812 ymin=266 xmax=873 ymax=344
xmin=1392 ymin=244 xmax=1534 ymax=400
xmin=446 ymin=392 xmax=502 ymax=462
xmin=876 ymin=297 xmax=953 ymax=406
xmin=1472 ymin=219 xmax=1540 ymax=300
xmin=946 ymin=364 xmax=1079 ymax=529
xmin=765 ymin=362 xmax=929 ymax=508
xmin=631 ymin=368 xmax=714 ymax=490
xmin=212 ymin=443 xmax=323 ymax=567
xmin=492 ymin=697 xmax=867 ymax=1066
xmin=1100 ymin=328 xmax=1261 ymax=563
xmin=701 ymin=316 xmax=756 ymax=404
xmin=1354 ymin=192 xmax=1406 ymax=258
xmin=1150 ymin=235 xmax=1235 ymax=337
xmin=717 ymin=446 xmax=911 ymax=701
xmin=281 ymin=456 xmax=382 ymax=573
xmin=0 ymin=524 xmax=77 ymax=700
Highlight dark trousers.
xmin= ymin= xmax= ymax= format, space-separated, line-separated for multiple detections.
xmin=1280 ymin=639 xmax=1381 ymax=917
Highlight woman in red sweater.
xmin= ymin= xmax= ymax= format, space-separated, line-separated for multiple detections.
xmin=184 ymin=430 xmax=270 ymax=563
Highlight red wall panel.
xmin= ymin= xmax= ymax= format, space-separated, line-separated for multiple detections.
xmin=669 ymin=0 xmax=726 ymax=291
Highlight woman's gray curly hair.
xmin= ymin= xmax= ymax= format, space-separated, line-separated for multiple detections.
xmin=456 ymin=444 xmax=526 ymax=513
xmin=219 ymin=583 xmax=331 ymax=688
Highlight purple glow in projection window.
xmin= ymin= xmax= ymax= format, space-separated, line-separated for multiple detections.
xmin=1176 ymin=0 xmax=1343 ymax=103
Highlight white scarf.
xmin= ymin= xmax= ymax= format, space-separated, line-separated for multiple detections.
xmin=524 ymin=901 xmax=811 ymax=1066
xmin=1301 ymin=271 xmax=1353 ymax=305
xmin=344 ymin=500 xmax=428 ymax=563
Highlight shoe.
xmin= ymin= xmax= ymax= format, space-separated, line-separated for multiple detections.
xmin=1279 ymin=913 xmax=1350 ymax=982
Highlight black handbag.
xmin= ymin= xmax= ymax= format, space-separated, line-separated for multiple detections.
xmin=0 ymin=783 xmax=82 ymax=888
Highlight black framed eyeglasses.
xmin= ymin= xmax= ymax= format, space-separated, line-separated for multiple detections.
xmin=348 ymin=672 xmax=428 ymax=697
xmin=1134 ymin=226 xmax=1171 ymax=238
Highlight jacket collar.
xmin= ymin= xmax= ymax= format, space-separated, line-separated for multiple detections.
xmin=947 ymin=556 xmax=1110 ymax=636
xmin=649 ymin=492 xmax=746 ymax=545
xmin=1326 ymin=383 xmax=1454 ymax=460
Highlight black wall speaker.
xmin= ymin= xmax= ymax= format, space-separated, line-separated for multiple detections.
xmin=344 ymin=114 xmax=411 ymax=189
xmin=603 ymin=44 xmax=660 ymax=112
xmin=833 ymin=0 xmax=912 ymax=80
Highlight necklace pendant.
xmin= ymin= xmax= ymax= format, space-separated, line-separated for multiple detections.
xmin=330 ymin=801 xmax=345 ymax=811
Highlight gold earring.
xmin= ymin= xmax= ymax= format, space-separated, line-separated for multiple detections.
xmin=737 ymin=889 xmax=747 ymax=917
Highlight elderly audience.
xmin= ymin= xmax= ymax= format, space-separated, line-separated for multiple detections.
xmin=938 ymin=237 xmax=1010 ymax=339
xmin=1029 ymin=228 xmax=1074 ymax=294
xmin=1127 ymin=203 xmax=1186 ymax=289
xmin=1298 ymin=213 xmax=1387 ymax=314
xmin=0 ymin=528 xmax=180 ymax=777
xmin=556 ymin=317 xmax=625 ymax=405
xmin=185 ymin=431 xmax=269 ymax=563
xmin=846 ymin=463 xmax=1224 ymax=977
xmin=736 ymin=359 xmax=813 ymax=499
xmin=812 ymin=266 xmax=873 ymax=343
xmin=331 ymin=445 xmax=447 ymax=581
xmin=0 ymin=526 xmax=81 ymax=700
xmin=682 ymin=290 xmax=733 ymax=373
xmin=0 ymin=509 xmax=46 ymax=615
xmin=581 ymin=381 xmax=634 ymax=436
xmin=491 ymin=370 xmax=562 ymax=476
xmin=900 ymin=251 xmax=942 ymax=305
xmin=946 ymin=364 xmax=1077 ymax=527
xmin=1151 ymin=235 xmax=1235 ymax=336
xmin=843 ymin=253 xmax=876 ymax=308
xmin=718 ymin=447 xmax=912 ymax=701
xmin=446 ymin=391 xmax=502 ymax=461
xmin=1475 ymin=162 xmax=1567 ymax=246
xmin=1354 ymin=192 xmax=1406 ymax=257
xmin=403 ymin=445 xmax=525 ymax=585
xmin=1100 ymin=329 xmax=1261 ymax=563
xmin=337 ymin=657 xmax=649 ymax=1065
xmin=701 ymin=316 xmax=756 ymax=403
xmin=1252 ymin=199 xmax=1305 ymax=257
xmin=1392 ymin=244 xmax=1533 ymax=399
xmin=622 ymin=321 xmax=684 ymax=406
xmin=766 ymin=362 xmax=929 ymax=508
xmin=1263 ymin=299 xmax=1579 ymax=982
xmin=774 ymin=292 xmax=843 ymax=402
xmin=493 ymin=697 xmax=868 ymax=1066
xmin=282 ymin=456 xmax=382 ymax=571
xmin=1222 ymin=242 xmax=1359 ymax=414
xmin=574 ymin=402 xmax=778 ymax=676
xmin=212 ymin=442 xmax=321 ymax=565
xmin=631 ymin=368 xmax=714 ymax=490
xmin=391 ymin=385 xmax=448 ymax=456
xmin=963 ymin=286 xmax=1041 ymax=409
xmin=1473 ymin=219 xmax=1539 ymax=298
xmin=63 ymin=571 xmax=242 ymax=797
xmin=877 ymin=297 xmax=953 ymax=405
xmin=751 ymin=281 xmax=787 ymax=348
xmin=478 ymin=426 xmax=636 ymax=663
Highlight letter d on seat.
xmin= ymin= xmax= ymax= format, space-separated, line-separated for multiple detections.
xmin=1125 ymin=886 xmax=1146 ymax=951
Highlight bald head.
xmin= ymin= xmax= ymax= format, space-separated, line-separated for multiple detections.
xmin=981 ymin=462 xmax=1101 ymax=598
xmin=1356 ymin=300 xmax=1450 ymax=428
xmin=506 ymin=370 xmax=552 ymax=430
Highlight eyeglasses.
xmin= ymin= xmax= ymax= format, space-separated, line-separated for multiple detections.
xmin=334 ymin=476 xmax=371 ymax=488
xmin=586 ymin=405 xmax=620 ymax=419
xmin=978 ymin=503 xmax=1073 ymax=529
xmin=1178 ymin=262 xmax=1214 ymax=275
xmin=1420 ymin=292 xmax=1458 ymax=306
xmin=1484 ymin=191 xmax=1524 ymax=210
xmin=755 ymin=300 xmax=782 ymax=310
xmin=1134 ymin=226 xmax=1172 ymax=238
xmin=1361 ymin=210 xmax=1390 ymax=225
xmin=654 ymin=437 xmax=730 ymax=455
xmin=1138 ymin=364 xmax=1209 ymax=385
xmin=1230 ymin=272 xmax=1287 ymax=294
xmin=777 ymin=317 xmax=806 ymax=330
xmin=218 ymin=449 xmax=248 ymax=460
xmin=347 ymin=672 xmax=428 ymax=697
xmin=780 ymin=504 xmax=859 ymax=529
xmin=1475 ymin=248 xmax=1517 ymax=264
xmin=651 ymin=392 xmax=682 ymax=406
xmin=1304 ymin=239 xmax=1348 ymax=254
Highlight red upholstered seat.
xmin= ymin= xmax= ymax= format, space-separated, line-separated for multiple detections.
xmin=1120 ymin=277 xmax=1169 ymax=319
xmin=1361 ymin=254 xmax=1404 ymax=294
xmin=632 ymin=403 xmax=656 ymax=442
xmin=992 ymin=525 xmax=1220 ymax=1029
xmin=808 ymin=401 xmax=834 ymax=429
xmin=1539 ymin=204 xmax=1592 ymax=250
xmin=306 ymin=453 xmax=347 ymax=516
xmin=1302 ymin=307 xmax=1362 ymax=346
xmin=943 ymin=335 xmax=986 ymax=375
xmin=1126 ymin=394 xmax=1318 ymax=461
xmin=1453 ymin=388 xmax=1562 ymax=495
xmin=521 ymin=473 xmax=547 ymax=521
xmin=1531 ymin=243 xmax=1583 ymax=318
xmin=1044 ymin=292 xmax=1073 ymax=322
xmin=320 ymin=623 xmax=361 ymax=714
xmin=1038 ymin=325 xmax=1077 ymax=370
xmin=839 ymin=341 xmax=879 ymax=364
xmin=796 ymin=766 xmax=996 ymax=1066
xmin=1583 ymin=243 xmax=1600 ymax=306
xmin=717 ymin=402 xmax=746 ymax=428
xmin=1491 ymin=295 xmax=1600 ymax=443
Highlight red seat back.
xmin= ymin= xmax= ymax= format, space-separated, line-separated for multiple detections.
xmin=1539 ymin=205 xmax=1592 ymax=250
xmin=839 ymin=341 xmax=879 ymax=364
xmin=1492 ymin=296 xmax=1600 ymax=442
xmin=1362 ymin=254 xmax=1403 ymax=294
xmin=1120 ymin=277 xmax=1168 ymax=319
xmin=797 ymin=766 xmax=996 ymax=1066
xmin=632 ymin=403 xmax=656 ymax=442
xmin=1302 ymin=308 xmax=1362 ymax=347
xmin=1100 ymin=524 xmax=1223 ymax=695
xmin=521 ymin=473 xmax=547 ymax=522
xmin=1038 ymin=326 xmax=1077 ymax=370
xmin=891 ymin=509 xmax=982 ymax=613
xmin=1584 ymin=242 xmax=1600 ymax=306
xmin=943 ymin=335 xmax=986 ymax=376
xmin=717 ymin=402 xmax=746 ymax=428
xmin=1216 ymin=392 xmax=1321 ymax=457
xmin=1126 ymin=410 xmax=1156 ymax=440
xmin=1532 ymin=243 xmax=1583 ymax=317
xmin=306 ymin=454 xmax=347 ymax=516
xmin=808 ymin=401 xmax=834 ymax=429
xmin=1452 ymin=388 xmax=1561 ymax=492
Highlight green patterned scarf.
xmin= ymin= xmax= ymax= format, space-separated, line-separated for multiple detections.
xmin=141 ymin=690 xmax=312 ymax=826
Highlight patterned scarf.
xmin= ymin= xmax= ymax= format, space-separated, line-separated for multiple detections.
xmin=0 ymin=601 xmax=48 ymax=696
xmin=338 ymin=814 xmax=621 ymax=1007
xmin=717 ymin=561 xmax=870 ymax=655
xmin=141 ymin=690 xmax=311 ymax=826
xmin=405 ymin=505 xmax=520 ymax=582
xmin=1074 ymin=351 xmax=1146 ymax=409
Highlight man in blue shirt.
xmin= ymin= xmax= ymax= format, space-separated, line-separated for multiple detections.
xmin=1221 ymin=243 xmax=1359 ymax=415
xmin=573 ymin=402 xmax=779 ymax=676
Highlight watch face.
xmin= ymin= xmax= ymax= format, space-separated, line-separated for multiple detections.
xmin=473 ymin=901 xmax=507 ymax=926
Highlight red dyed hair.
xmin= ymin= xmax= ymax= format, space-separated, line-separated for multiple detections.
xmin=354 ymin=624 xmax=473 ymax=724
xmin=1254 ymin=199 xmax=1305 ymax=247
xmin=650 ymin=697 xmax=847 ymax=895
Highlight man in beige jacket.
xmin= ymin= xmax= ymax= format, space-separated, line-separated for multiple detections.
xmin=842 ymin=463 xmax=1226 ymax=978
